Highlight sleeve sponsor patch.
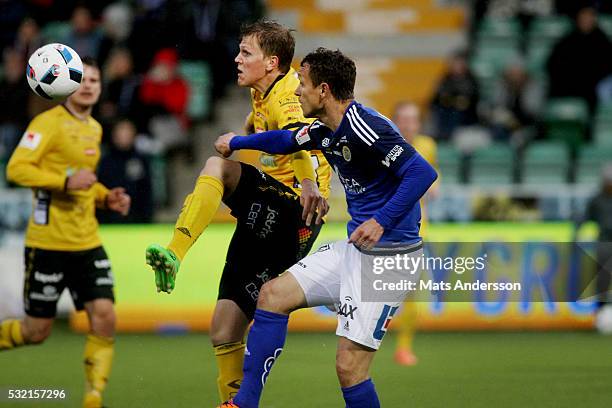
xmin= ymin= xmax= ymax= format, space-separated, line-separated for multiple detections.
xmin=295 ymin=126 xmax=311 ymax=145
xmin=19 ymin=131 xmax=42 ymax=150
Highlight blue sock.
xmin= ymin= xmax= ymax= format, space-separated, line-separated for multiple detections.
xmin=342 ymin=378 xmax=381 ymax=408
xmin=233 ymin=309 xmax=289 ymax=408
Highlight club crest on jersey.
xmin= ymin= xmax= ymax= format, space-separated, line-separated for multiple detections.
xmin=322 ymin=138 xmax=331 ymax=147
xmin=342 ymin=146 xmax=352 ymax=162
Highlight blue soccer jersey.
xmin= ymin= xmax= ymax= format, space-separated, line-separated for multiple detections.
xmin=292 ymin=102 xmax=427 ymax=243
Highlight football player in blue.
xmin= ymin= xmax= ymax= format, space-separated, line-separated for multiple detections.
xmin=213 ymin=48 xmax=438 ymax=408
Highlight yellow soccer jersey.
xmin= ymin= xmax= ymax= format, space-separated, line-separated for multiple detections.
xmin=7 ymin=105 xmax=108 ymax=251
xmin=412 ymin=134 xmax=438 ymax=238
xmin=249 ymin=67 xmax=331 ymax=198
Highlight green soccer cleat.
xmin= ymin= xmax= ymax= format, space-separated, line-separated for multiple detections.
xmin=145 ymin=244 xmax=180 ymax=294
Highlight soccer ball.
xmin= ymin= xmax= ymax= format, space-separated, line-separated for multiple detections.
xmin=26 ymin=43 xmax=83 ymax=100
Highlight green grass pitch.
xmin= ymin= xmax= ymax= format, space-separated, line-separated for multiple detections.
xmin=1 ymin=322 xmax=611 ymax=407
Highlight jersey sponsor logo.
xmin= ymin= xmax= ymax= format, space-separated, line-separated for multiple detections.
xmin=315 ymin=243 xmax=331 ymax=253
xmin=338 ymin=296 xmax=358 ymax=320
xmin=261 ymin=348 xmax=283 ymax=386
xmin=337 ymin=169 xmax=366 ymax=194
xmin=282 ymin=105 xmax=301 ymax=114
xmin=19 ymin=131 xmax=42 ymax=150
xmin=382 ymin=145 xmax=404 ymax=167
xmin=295 ymin=126 xmax=311 ymax=145
xmin=34 ymin=271 xmax=63 ymax=283
xmin=96 ymin=277 xmax=114 ymax=286
xmin=278 ymin=96 xmax=295 ymax=107
xmin=246 ymin=202 xmax=262 ymax=230
xmin=94 ymin=259 xmax=111 ymax=269
xmin=342 ymin=146 xmax=352 ymax=162
xmin=258 ymin=206 xmax=278 ymax=238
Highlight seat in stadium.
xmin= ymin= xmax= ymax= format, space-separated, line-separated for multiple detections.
xmin=475 ymin=17 xmax=521 ymax=49
xmin=522 ymin=141 xmax=570 ymax=184
xmin=178 ymin=61 xmax=212 ymax=120
xmin=594 ymin=101 xmax=612 ymax=127
xmin=544 ymin=98 xmax=589 ymax=150
xmin=575 ymin=144 xmax=612 ymax=185
xmin=527 ymin=15 xmax=572 ymax=46
xmin=41 ymin=22 xmax=71 ymax=42
xmin=593 ymin=123 xmax=612 ymax=147
xmin=436 ymin=143 xmax=462 ymax=185
xmin=469 ymin=143 xmax=515 ymax=185
xmin=470 ymin=44 xmax=521 ymax=102
xmin=598 ymin=14 xmax=612 ymax=39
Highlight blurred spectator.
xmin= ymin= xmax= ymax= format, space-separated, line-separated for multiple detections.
xmin=0 ymin=0 xmax=27 ymax=50
xmin=98 ymin=2 xmax=134 ymax=67
xmin=484 ymin=60 xmax=542 ymax=142
xmin=97 ymin=119 xmax=153 ymax=223
xmin=62 ymin=5 xmax=103 ymax=60
xmin=431 ymin=51 xmax=480 ymax=140
xmin=547 ymin=6 xmax=612 ymax=110
xmin=136 ymin=48 xmax=189 ymax=153
xmin=0 ymin=48 xmax=30 ymax=160
xmin=13 ymin=18 xmax=43 ymax=63
xmin=100 ymin=47 xmax=141 ymax=124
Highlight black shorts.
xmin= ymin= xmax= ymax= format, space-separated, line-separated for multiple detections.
xmin=23 ymin=246 xmax=115 ymax=318
xmin=219 ymin=163 xmax=323 ymax=320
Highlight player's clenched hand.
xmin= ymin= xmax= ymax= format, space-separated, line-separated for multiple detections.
xmin=300 ymin=178 xmax=328 ymax=226
xmin=349 ymin=218 xmax=384 ymax=250
xmin=66 ymin=169 xmax=97 ymax=190
xmin=106 ymin=187 xmax=131 ymax=216
xmin=215 ymin=132 xmax=237 ymax=158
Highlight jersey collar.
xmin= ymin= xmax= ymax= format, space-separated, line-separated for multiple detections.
xmin=261 ymin=70 xmax=290 ymax=100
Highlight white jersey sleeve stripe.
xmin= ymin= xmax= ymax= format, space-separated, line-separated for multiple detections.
xmin=350 ymin=105 xmax=379 ymax=141
xmin=346 ymin=111 xmax=373 ymax=146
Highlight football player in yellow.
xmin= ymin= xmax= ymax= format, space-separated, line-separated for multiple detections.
xmin=145 ymin=20 xmax=331 ymax=402
xmin=1 ymin=57 xmax=131 ymax=408
xmin=392 ymin=101 xmax=439 ymax=366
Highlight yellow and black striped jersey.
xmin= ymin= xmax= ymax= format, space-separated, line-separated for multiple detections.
xmin=247 ymin=67 xmax=331 ymax=198
xmin=7 ymin=105 xmax=108 ymax=251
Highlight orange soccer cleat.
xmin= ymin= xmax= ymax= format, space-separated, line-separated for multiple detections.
xmin=394 ymin=348 xmax=419 ymax=366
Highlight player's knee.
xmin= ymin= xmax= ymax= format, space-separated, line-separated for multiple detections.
xmin=201 ymin=156 xmax=224 ymax=177
xmin=257 ymin=280 xmax=293 ymax=314
xmin=209 ymin=324 xmax=241 ymax=346
xmin=24 ymin=322 xmax=53 ymax=345
xmin=90 ymin=303 xmax=116 ymax=337
xmin=336 ymin=351 xmax=367 ymax=387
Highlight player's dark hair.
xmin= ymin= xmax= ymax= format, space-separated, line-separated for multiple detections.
xmin=301 ymin=48 xmax=356 ymax=101
xmin=240 ymin=20 xmax=295 ymax=73
xmin=81 ymin=56 xmax=98 ymax=69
